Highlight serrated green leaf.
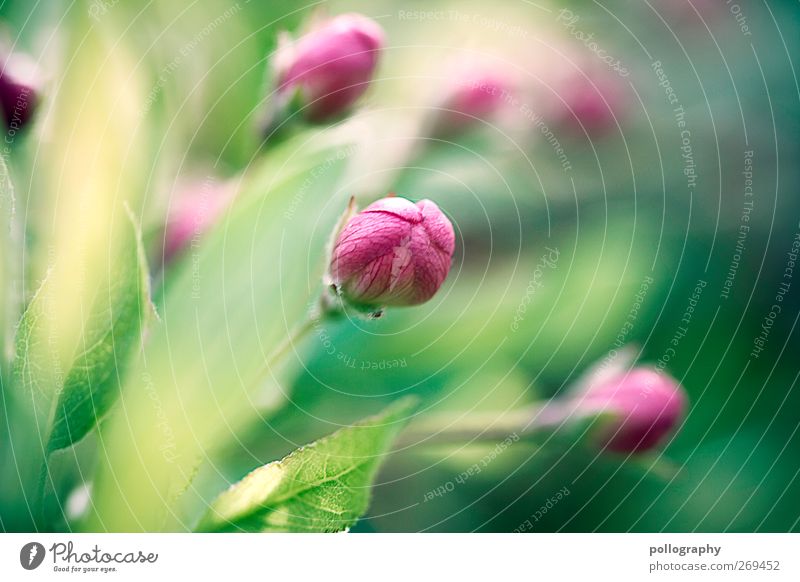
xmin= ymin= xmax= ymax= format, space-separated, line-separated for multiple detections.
xmin=14 ymin=6 xmax=154 ymax=441
xmin=89 ymin=127 xmax=359 ymax=531
xmin=196 ymin=397 xmax=417 ymax=533
xmin=13 ymin=210 xmax=152 ymax=454
xmin=46 ymin=209 xmax=153 ymax=453
xmin=0 ymin=153 xmax=17 ymax=365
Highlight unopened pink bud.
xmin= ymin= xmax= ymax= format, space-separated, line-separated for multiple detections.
xmin=658 ymin=0 xmax=722 ymax=26
xmin=533 ymin=57 xmax=627 ymax=137
xmin=276 ymin=13 xmax=384 ymax=122
xmin=0 ymin=53 xmax=41 ymax=132
xmin=577 ymin=367 xmax=687 ymax=453
xmin=435 ymin=68 xmax=512 ymax=134
xmin=554 ymin=69 xmax=625 ymax=135
xmin=163 ymin=177 xmax=235 ymax=262
xmin=329 ymin=196 xmax=455 ymax=309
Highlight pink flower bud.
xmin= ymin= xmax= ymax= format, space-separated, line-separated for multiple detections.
xmin=576 ymin=367 xmax=687 ymax=453
xmin=329 ymin=196 xmax=455 ymax=309
xmin=551 ymin=67 xmax=626 ymax=135
xmin=162 ymin=177 xmax=235 ymax=262
xmin=0 ymin=53 xmax=40 ymax=132
xmin=658 ymin=0 xmax=722 ymax=27
xmin=434 ymin=66 xmax=513 ymax=135
xmin=275 ymin=13 xmax=384 ymax=122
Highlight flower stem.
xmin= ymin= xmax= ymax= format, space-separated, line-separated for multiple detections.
xmin=396 ymin=401 xmax=600 ymax=448
xmin=258 ymin=293 xmax=343 ymax=377
xmin=262 ymin=315 xmax=317 ymax=372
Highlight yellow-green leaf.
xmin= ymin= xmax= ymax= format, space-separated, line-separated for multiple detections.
xmin=197 ymin=397 xmax=417 ymax=533
xmin=13 ymin=210 xmax=152 ymax=454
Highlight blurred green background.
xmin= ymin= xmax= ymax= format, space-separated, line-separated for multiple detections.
xmin=0 ymin=0 xmax=799 ymax=532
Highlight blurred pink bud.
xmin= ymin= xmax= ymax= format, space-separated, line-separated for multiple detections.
xmin=577 ymin=367 xmax=687 ymax=453
xmin=275 ymin=13 xmax=384 ymax=122
xmin=163 ymin=177 xmax=235 ymax=262
xmin=329 ymin=196 xmax=455 ymax=309
xmin=551 ymin=68 xmax=626 ymax=135
xmin=435 ymin=69 xmax=512 ymax=134
xmin=0 ymin=53 xmax=41 ymax=132
xmin=657 ymin=0 xmax=723 ymax=27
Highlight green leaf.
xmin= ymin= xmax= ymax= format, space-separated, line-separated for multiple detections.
xmin=45 ymin=208 xmax=152 ymax=453
xmin=196 ymin=397 xmax=417 ymax=533
xmin=15 ymin=7 xmax=154 ymax=436
xmin=0 ymin=153 xmax=17 ymax=365
xmin=14 ymin=209 xmax=153 ymax=454
xmin=89 ymin=128 xmax=358 ymax=531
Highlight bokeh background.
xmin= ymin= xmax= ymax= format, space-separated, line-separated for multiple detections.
xmin=0 ymin=0 xmax=799 ymax=532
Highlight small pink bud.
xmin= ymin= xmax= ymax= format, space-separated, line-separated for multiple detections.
xmin=275 ymin=13 xmax=384 ymax=123
xmin=434 ymin=67 xmax=512 ymax=135
xmin=530 ymin=54 xmax=628 ymax=138
xmin=553 ymin=68 xmax=626 ymax=135
xmin=0 ymin=53 xmax=41 ymax=132
xmin=162 ymin=177 xmax=235 ymax=262
xmin=577 ymin=367 xmax=687 ymax=453
xmin=658 ymin=0 xmax=722 ymax=26
xmin=329 ymin=196 xmax=455 ymax=309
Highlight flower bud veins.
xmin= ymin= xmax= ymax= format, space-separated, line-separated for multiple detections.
xmin=327 ymin=196 xmax=455 ymax=314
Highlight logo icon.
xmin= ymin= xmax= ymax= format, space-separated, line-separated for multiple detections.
xmin=20 ymin=542 xmax=45 ymax=570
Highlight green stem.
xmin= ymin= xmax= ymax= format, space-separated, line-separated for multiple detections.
xmin=258 ymin=295 xmax=341 ymax=376
xmin=263 ymin=316 xmax=317 ymax=371
xmin=396 ymin=401 xmax=599 ymax=447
